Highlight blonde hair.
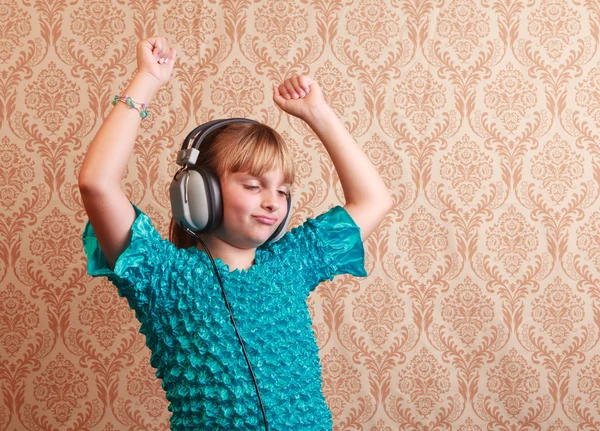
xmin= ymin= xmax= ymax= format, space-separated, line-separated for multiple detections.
xmin=169 ymin=122 xmax=295 ymax=249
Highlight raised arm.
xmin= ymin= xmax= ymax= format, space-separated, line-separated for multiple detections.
xmin=78 ymin=37 xmax=176 ymax=269
xmin=273 ymin=76 xmax=393 ymax=240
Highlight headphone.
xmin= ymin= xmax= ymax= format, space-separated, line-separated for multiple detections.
xmin=169 ymin=118 xmax=292 ymax=243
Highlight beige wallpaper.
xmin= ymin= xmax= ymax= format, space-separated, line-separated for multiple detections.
xmin=3 ymin=0 xmax=600 ymax=429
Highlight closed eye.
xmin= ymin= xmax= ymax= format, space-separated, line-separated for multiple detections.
xmin=244 ymin=185 xmax=259 ymax=191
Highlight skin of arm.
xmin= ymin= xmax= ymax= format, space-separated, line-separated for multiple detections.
xmin=78 ymin=37 xmax=176 ymax=269
xmin=273 ymin=75 xmax=393 ymax=241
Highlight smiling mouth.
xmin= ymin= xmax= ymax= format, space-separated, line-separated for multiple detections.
xmin=253 ymin=215 xmax=277 ymax=225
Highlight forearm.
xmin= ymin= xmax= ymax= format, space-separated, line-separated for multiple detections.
xmin=78 ymin=73 xmax=161 ymax=190
xmin=303 ymin=105 xmax=391 ymax=208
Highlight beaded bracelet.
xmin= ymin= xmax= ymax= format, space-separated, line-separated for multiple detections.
xmin=112 ymin=95 xmax=149 ymax=119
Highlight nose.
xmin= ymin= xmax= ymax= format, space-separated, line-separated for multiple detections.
xmin=262 ymin=190 xmax=280 ymax=212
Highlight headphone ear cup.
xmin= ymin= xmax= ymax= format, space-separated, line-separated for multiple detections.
xmin=170 ymin=170 xmax=200 ymax=231
xmin=267 ymin=194 xmax=292 ymax=243
xmin=169 ymin=168 xmax=223 ymax=232
xmin=187 ymin=167 xmax=223 ymax=233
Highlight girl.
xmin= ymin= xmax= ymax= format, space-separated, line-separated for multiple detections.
xmin=79 ymin=37 xmax=392 ymax=430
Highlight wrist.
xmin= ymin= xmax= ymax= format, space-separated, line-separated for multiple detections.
xmin=122 ymin=73 xmax=162 ymax=102
xmin=302 ymin=104 xmax=336 ymax=129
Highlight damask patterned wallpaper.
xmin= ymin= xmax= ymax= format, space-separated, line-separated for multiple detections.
xmin=2 ymin=0 xmax=600 ymax=429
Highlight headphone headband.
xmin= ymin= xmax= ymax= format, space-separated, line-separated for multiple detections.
xmin=176 ymin=118 xmax=259 ymax=167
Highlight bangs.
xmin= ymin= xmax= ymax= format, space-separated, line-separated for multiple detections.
xmin=213 ymin=123 xmax=295 ymax=185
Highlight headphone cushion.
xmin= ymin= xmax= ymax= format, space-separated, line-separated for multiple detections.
xmin=267 ymin=194 xmax=292 ymax=243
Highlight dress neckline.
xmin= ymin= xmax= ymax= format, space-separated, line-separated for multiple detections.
xmin=188 ymin=246 xmax=268 ymax=276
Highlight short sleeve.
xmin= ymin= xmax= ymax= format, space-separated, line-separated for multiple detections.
xmin=82 ymin=203 xmax=175 ymax=322
xmin=279 ymin=205 xmax=366 ymax=291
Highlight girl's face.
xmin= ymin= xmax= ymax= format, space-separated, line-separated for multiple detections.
xmin=214 ymin=168 xmax=290 ymax=249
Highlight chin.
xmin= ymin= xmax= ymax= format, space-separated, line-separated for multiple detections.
xmin=248 ymin=232 xmax=277 ymax=248
xmin=230 ymin=234 xmax=271 ymax=249
xmin=248 ymin=236 xmax=271 ymax=248
xmin=219 ymin=225 xmax=277 ymax=249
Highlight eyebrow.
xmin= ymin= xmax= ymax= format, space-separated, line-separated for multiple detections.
xmin=238 ymin=174 xmax=291 ymax=189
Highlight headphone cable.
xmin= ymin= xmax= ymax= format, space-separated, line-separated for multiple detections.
xmin=181 ymin=226 xmax=269 ymax=431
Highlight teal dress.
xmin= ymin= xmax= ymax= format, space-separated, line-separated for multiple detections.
xmin=82 ymin=204 xmax=366 ymax=430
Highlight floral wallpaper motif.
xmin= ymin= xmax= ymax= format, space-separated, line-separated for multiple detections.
xmin=398 ymin=347 xmax=451 ymax=417
xmin=353 ymin=277 xmax=405 ymax=347
xmin=33 ymin=353 xmax=89 ymax=424
xmin=441 ymin=276 xmax=494 ymax=346
xmin=437 ymin=0 xmax=490 ymax=61
xmin=531 ymin=276 xmax=584 ymax=345
xmin=531 ymin=133 xmax=584 ymax=203
xmin=4 ymin=0 xmax=600 ymax=429
xmin=346 ymin=0 xmax=401 ymax=61
xmin=0 ymin=0 xmax=31 ymax=63
xmin=528 ymin=0 xmax=581 ymax=61
xmin=394 ymin=63 xmax=447 ymax=134
xmin=484 ymin=63 xmax=538 ymax=133
xmin=255 ymin=0 xmax=309 ymax=57
xmin=486 ymin=348 xmax=540 ymax=417
xmin=440 ymin=134 xmax=493 ymax=203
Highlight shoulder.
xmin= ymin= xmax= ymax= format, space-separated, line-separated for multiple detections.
xmin=257 ymin=205 xmax=360 ymax=261
xmin=84 ymin=203 xmax=207 ymax=281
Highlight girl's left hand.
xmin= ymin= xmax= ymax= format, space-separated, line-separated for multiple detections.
xmin=273 ymin=75 xmax=328 ymax=121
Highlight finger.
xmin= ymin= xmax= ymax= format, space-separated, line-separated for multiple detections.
xmin=273 ymin=84 xmax=286 ymax=106
xmin=284 ymin=80 xmax=298 ymax=99
xmin=151 ymin=37 xmax=163 ymax=54
xmin=298 ymin=75 xmax=313 ymax=93
xmin=167 ymin=47 xmax=177 ymax=64
xmin=157 ymin=40 xmax=173 ymax=64
xmin=290 ymin=76 xmax=305 ymax=97
xmin=144 ymin=36 xmax=161 ymax=49
xmin=278 ymin=84 xmax=291 ymax=100
xmin=160 ymin=38 xmax=171 ymax=62
xmin=139 ymin=37 xmax=162 ymax=58
xmin=153 ymin=37 xmax=168 ymax=59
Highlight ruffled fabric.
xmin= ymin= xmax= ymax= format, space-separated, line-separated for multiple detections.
xmin=261 ymin=205 xmax=367 ymax=296
xmin=82 ymin=203 xmax=365 ymax=431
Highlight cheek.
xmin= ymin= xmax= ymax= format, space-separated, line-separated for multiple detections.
xmin=281 ymin=198 xmax=289 ymax=215
xmin=222 ymin=191 xmax=256 ymax=220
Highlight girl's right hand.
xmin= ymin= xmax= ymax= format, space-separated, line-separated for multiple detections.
xmin=136 ymin=37 xmax=177 ymax=88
